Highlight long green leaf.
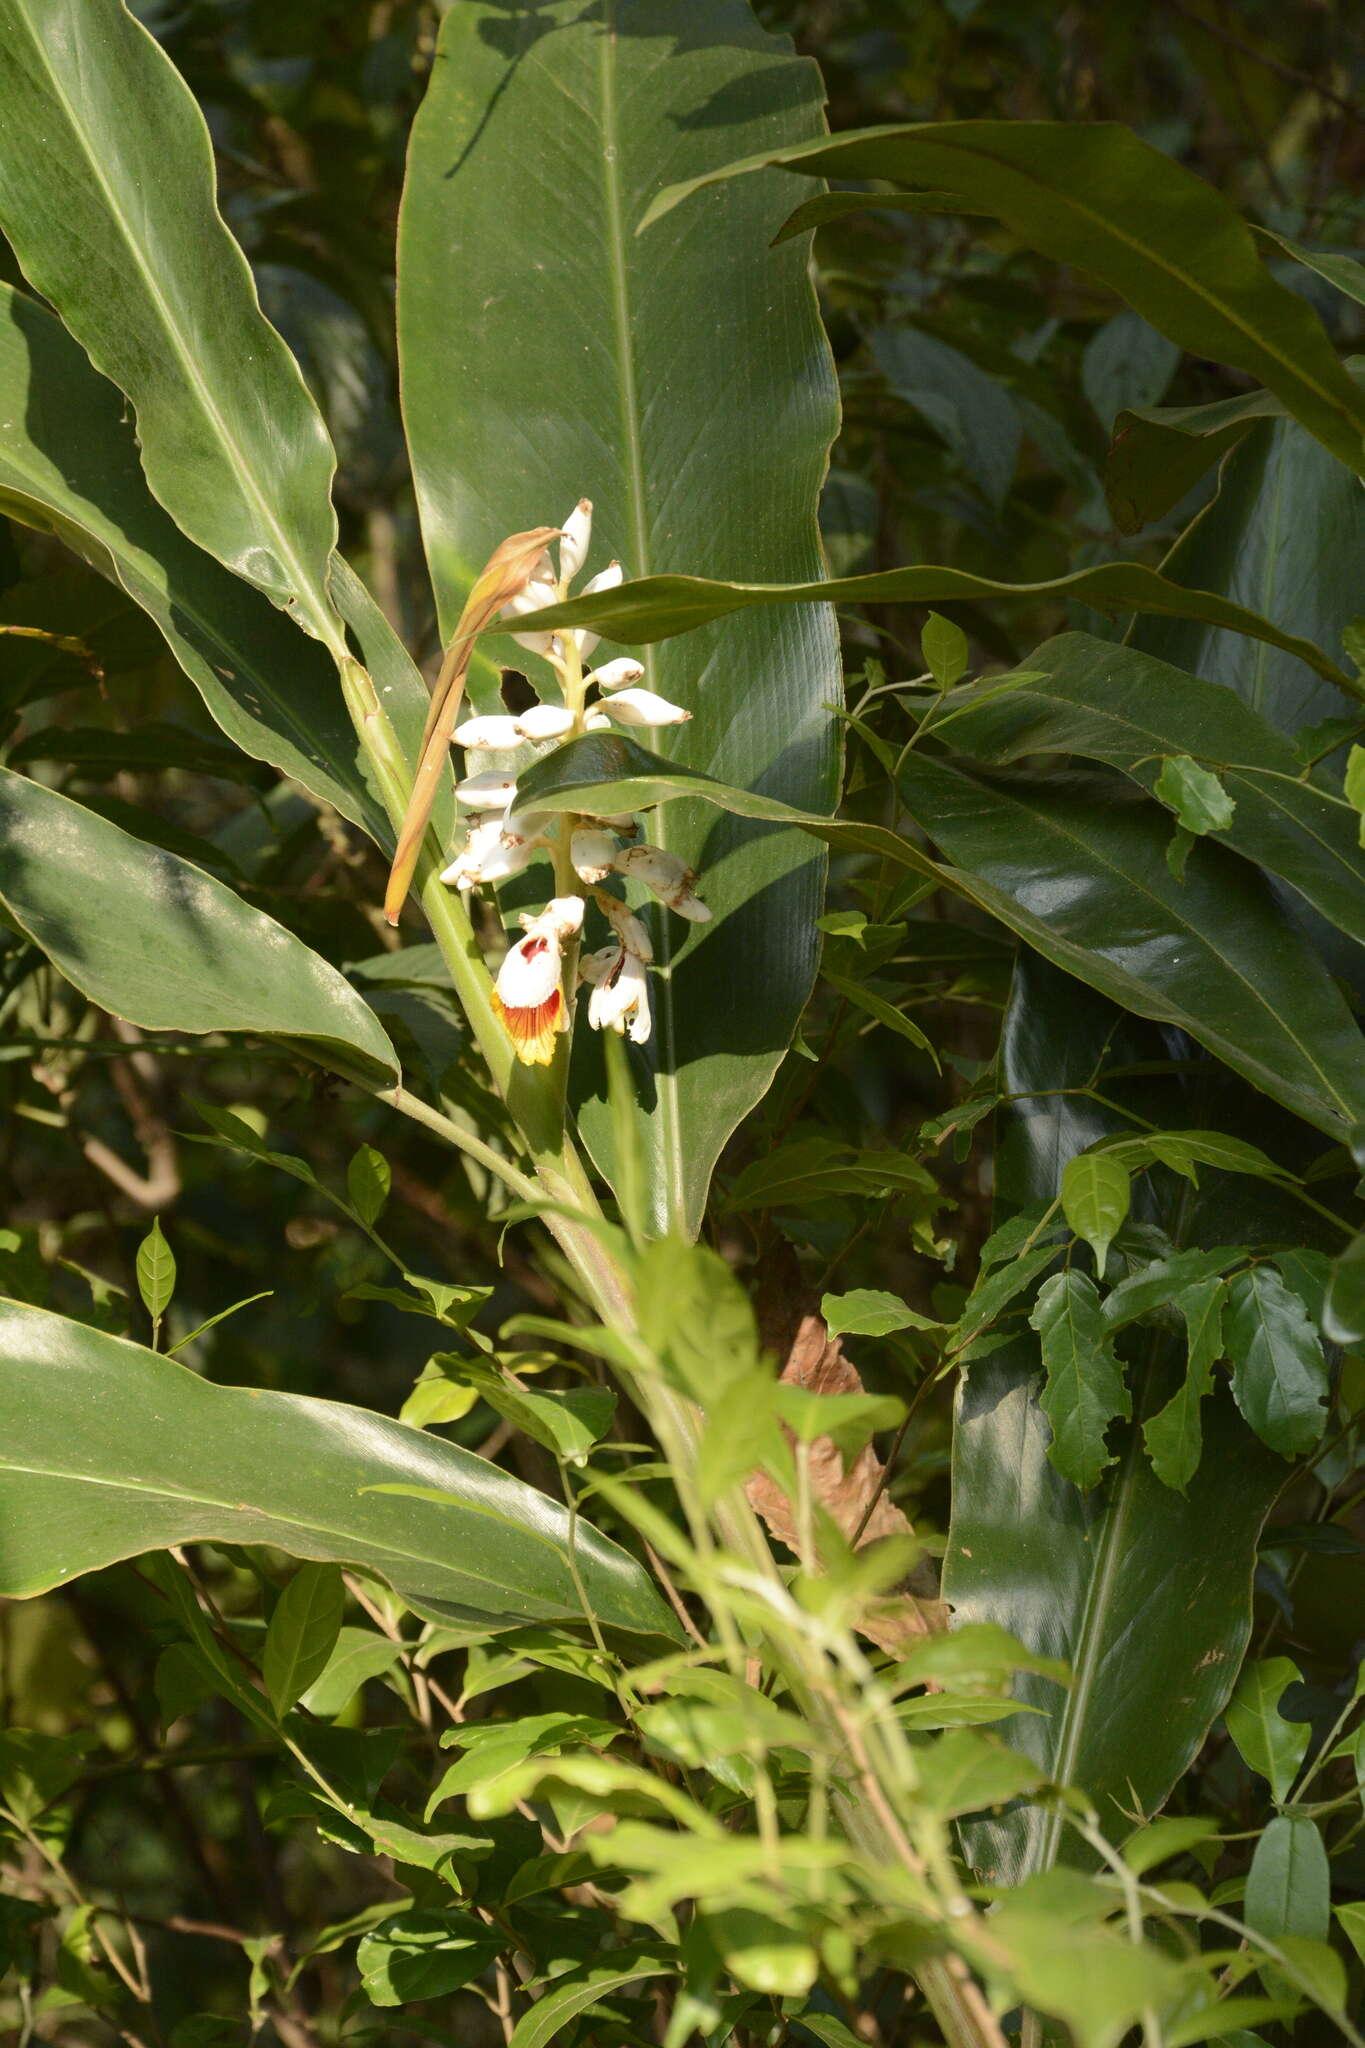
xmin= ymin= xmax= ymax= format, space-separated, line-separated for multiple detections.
xmin=396 ymin=0 xmax=841 ymax=1233
xmin=638 ymin=121 xmax=1365 ymax=477
xmin=0 ymin=0 xmax=342 ymax=637
xmin=936 ymin=633 xmax=1365 ymax=946
xmin=518 ymin=733 xmax=1365 ymax=1140
xmin=0 ymin=770 xmax=398 ymax=1086
xmin=0 ymin=1301 xmax=675 ymax=1641
xmin=503 ymin=558 xmax=1347 ymax=688
xmin=0 ymin=286 xmax=400 ymax=842
xmin=1128 ymin=417 xmax=1365 ymax=739
xmin=1106 ymin=387 xmax=1289 ymax=534
xmin=943 ymin=957 xmax=1285 ymax=1881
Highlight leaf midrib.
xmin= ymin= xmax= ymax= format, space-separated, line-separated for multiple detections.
xmin=6 ymin=6 xmax=338 ymax=645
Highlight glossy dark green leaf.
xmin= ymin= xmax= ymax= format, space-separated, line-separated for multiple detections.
xmin=397 ymin=0 xmax=840 ymax=1235
xmin=943 ymin=957 xmax=1286 ymax=1882
xmin=1030 ymin=1271 xmax=1131 ymax=1489
xmin=640 ymin=121 xmax=1365 ymax=475
xmin=1142 ymin=1281 xmax=1225 ymax=1493
xmin=357 ymin=1913 xmax=501 ymax=2008
xmin=897 ymin=755 xmax=1365 ymax=1142
xmin=0 ymin=0 xmax=341 ymax=634
xmin=263 ymin=1564 xmax=345 ymax=1717
xmin=0 ymin=770 xmax=398 ymax=1086
xmin=0 ymin=287 xmax=395 ymax=840
xmin=1323 ymin=1231 xmax=1365 ymax=1346
xmin=0 ymin=1302 xmax=675 ymax=1640
xmin=935 ymin=634 xmax=1365 ymax=947
xmin=507 ymin=1953 xmax=673 ymax=2048
xmin=1128 ymin=419 xmax=1365 ymax=738
xmin=509 ymin=556 xmax=1345 ymax=687
xmin=1224 ymin=1267 xmax=1330 ymax=1458
xmin=1106 ymin=386 xmax=1290 ymax=534
xmin=520 ymin=731 xmax=1365 ymax=1139
xmin=1244 ymin=1816 xmax=1330 ymax=1943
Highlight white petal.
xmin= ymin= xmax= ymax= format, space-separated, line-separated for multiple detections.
xmin=583 ymin=709 xmax=612 ymax=731
xmin=502 ymin=808 xmax=550 ymax=845
xmin=526 ymin=894 xmax=585 ymax=941
xmin=578 ymin=944 xmax=624 ymax=988
xmin=454 ymin=714 xmax=524 ymax=750
xmin=626 ymin=956 xmax=653 ymax=1044
xmin=501 ymin=580 xmax=558 ymax=618
xmin=571 ymin=828 xmax=619 ymax=883
xmin=496 ymin=931 xmax=561 ymax=1007
xmin=602 ymin=688 xmax=690 ymax=728
xmin=580 ymin=561 xmax=623 ymax=598
xmin=456 ymin=771 xmax=519 ymax=809
xmin=559 ymin=499 xmax=592 ymax=582
xmin=476 ymin=836 xmax=536 ymax=884
xmin=516 ymin=704 xmax=576 ymax=742
xmin=586 ymin=657 xmax=645 ymax=693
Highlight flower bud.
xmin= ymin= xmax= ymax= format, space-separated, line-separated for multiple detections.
xmin=454 ymin=714 xmax=523 ymax=751
xmin=516 ymin=703 xmax=576 ymax=743
xmin=572 ymin=560 xmax=622 ymax=657
xmin=500 ymin=578 xmax=559 ymax=657
xmin=670 ymin=891 xmax=713 ymax=923
xmin=600 ymin=688 xmax=690 ymax=727
xmin=585 ymin=657 xmax=645 ymax=694
xmin=615 ymin=844 xmax=691 ymax=893
xmin=571 ymin=828 xmax=619 ymax=884
xmin=583 ymin=709 xmax=612 ymax=730
xmin=599 ymin=894 xmax=653 ymax=963
xmin=559 ymin=499 xmax=592 ymax=582
xmin=455 ymin=771 xmax=518 ymax=809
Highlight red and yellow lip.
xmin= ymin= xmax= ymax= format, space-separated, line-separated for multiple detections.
xmin=491 ymin=986 xmax=563 ymax=1066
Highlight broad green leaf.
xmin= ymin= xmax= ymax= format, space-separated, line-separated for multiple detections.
xmin=1142 ymin=1280 xmax=1225 ymax=1493
xmin=300 ymin=1629 xmax=405 ymax=1719
xmin=0 ymin=772 xmax=398 ymax=1087
xmin=1105 ymin=385 xmax=1294 ymax=534
xmin=0 ymin=1302 xmax=676 ymax=1641
xmin=510 ymin=555 xmax=1346 ymax=688
xmin=922 ymin=612 xmax=970 ymax=689
xmin=640 ymin=122 xmax=1365 ymax=476
xmin=988 ymin=1874 xmax=1186 ymax=2048
xmin=520 ymin=732 xmax=1365 ymax=1142
xmin=1338 ymin=1900 xmax=1365 ymax=1966
xmin=1224 ymin=1268 xmax=1330 ymax=1458
xmin=0 ymin=287 xmax=402 ymax=842
xmin=356 ymin=1912 xmax=501 ymax=2008
xmin=1082 ymin=310 xmax=1180 ymax=429
xmin=135 ymin=1219 xmax=176 ymax=1326
xmin=1155 ymin=757 xmax=1236 ymax=836
xmin=944 ymin=958 xmax=1286 ymax=1881
xmin=1060 ymin=1153 xmax=1131 ymax=1272
xmin=1323 ymin=1230 xmax=1365 ymax=1346
xmin=398 ymin=0 xmax=840 ymax=1235
xmin=506 ymin=1953 xmax=672 ymax=2048
xmin=893 ymin=1622 xmax=1070 ymax=1693
xmin=262 ymin=1564 xmax=346 ymax=1718
xmin=1129 ymin=418 xmax=1365 ymax=739
xmin=0 ymin=0 xmax=342 ymax=636
xmin=346 ymin=1147 xmax=391 ymax=1228
xmin=873 ymin=327 xmax=1020 ymax=509
xmin=897 ymin=755 xmax=1365 ymax=1142
xmin=1030 ymin=1271 xmax=1131 ymax=1489
xmin=1225 ymin=1657 xmax=1310 ymax=1804
xmin=1243 ymin=1815 xmax=1330 ymax=1943
xmin=928 ymin=634 xmax=1365 ymax=949
xmin=821 ymin=1289 xmax=943 ymax=1339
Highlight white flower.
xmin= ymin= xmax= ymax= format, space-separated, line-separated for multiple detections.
xmin=600 ymin=688 xmax=690 ymax=727
xmin=573 ymin=560 xmax=622 ymax=657
xmin=571 ymin=828 xmax=619 ymax=884
xmin=440 ymin=810 xmax=548 ymax=888
xmin=560 ymin=499 xmax=592 ymax=582
xmin=454 ymin=714 xmax=524 ymax=751
xmin=585 ymin=657 xmax=645 ymax=694
xmin=500 ymin=578 xmax=559 ymax=656
xmin=584 ymin=709 xmax=612 ymax=730
xmin=581 ymin=944 xmax=652 ymax=1045
xmin=491 ymin=897 xmax=584 ymax=1067
xmin=614 ymin=842 xmax=712 ymax=921
xmin=455 ymin=771 xmax=519 ymax=810
xmin=516 ymin=703 xmax=576 ymax=743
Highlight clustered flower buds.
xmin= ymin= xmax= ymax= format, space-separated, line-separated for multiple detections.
xmin=439 ymin=499 xmax=710 ymax=1065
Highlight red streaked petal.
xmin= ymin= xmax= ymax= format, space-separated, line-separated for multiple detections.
xmin=491 ymin=987 xmax=562 ymax=1066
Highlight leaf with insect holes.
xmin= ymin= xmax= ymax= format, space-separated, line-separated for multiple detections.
xmin=1142 ymin=1278 xmax=1225 ymax=1492
xmin=1060 ymin=1152 xmax=1131 ymax=1272
xmin=135 ymin=1218 xmax=176 ymax=1324
xmin=1031 ymin=1270 xmax=1131 ymax=1489
xmin=1154 ymin=756 xmax=1236 ymax=835
xmin=922 ymin=611 xmax=968 ymax=690
xmin=346 ymin=1145 xmax=391 ymax=1228
xmin=262 ymin=1563 xmax=345 ymax=1717
xmin=1225 ymin=1656 xmax=1310 ymax=1803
